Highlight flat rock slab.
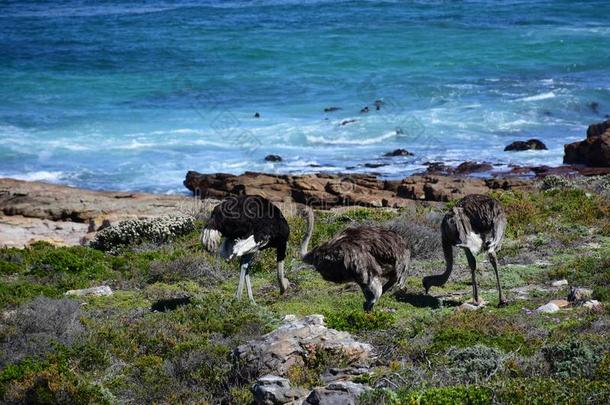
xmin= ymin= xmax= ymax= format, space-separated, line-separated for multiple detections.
xmin=0 ymin=215 xmax=89 ymax=247
xmin=184 ymin=171 xmax=532 ymax=207
xmin=65 ymin=286 xmax=113 ymax=297
xmin=0 ymin=177 xmax=193 ymax=247
xmin=235 ymin=315 xmax=373 ymax=378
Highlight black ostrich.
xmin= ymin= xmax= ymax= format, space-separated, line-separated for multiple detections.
xmin=201 ymin=195 xmax=290 ymax=303
xmin=423 ymin=194 xmax=507 ymax=306
xmin=299 ymin=207 xmax=411 ymax=311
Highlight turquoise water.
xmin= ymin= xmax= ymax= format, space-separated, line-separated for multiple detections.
xmin=1 ymin=0 xmax=609 ymax=193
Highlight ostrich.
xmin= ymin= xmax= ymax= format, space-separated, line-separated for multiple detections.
xmin=201 ymin=195 xmax=290 ymax=303
xmin=422 ymin=194 xmax=507 ymax=306
xmin=299 ymin=207 xmax=411 ymax=311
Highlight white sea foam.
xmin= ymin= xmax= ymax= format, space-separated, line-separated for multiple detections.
xmin=4 ymin=171 xmax=64 ymax=182
xmin=519 ymin=91 xmax=557 ymax=102
xmin=306 ymin=131 xmax=398 ymax=146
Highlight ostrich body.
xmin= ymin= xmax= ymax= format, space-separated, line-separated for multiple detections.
xmin=201 ymin=195 xmax=290 ymax=303
xmin=423 ymin=194 xmax=507 ymax=306
xmin=300 ymin=208 xmax=411 ymax=311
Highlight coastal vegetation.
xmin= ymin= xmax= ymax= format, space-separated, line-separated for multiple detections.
xmin=1 ymin=180 xmax=610 ymax=404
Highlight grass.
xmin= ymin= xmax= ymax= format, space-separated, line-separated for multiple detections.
xmin=1 ymin=187 xmax=610 ymax=403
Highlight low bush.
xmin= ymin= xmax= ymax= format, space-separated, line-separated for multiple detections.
xmin=446 ymin=345 xmax=504 ymax=384
xmin=325 ymin=308 xmax=395 ymax=333
xmin=542 ymin=340 xmax=602 ymax=379
xmin=386 ymin=218 xmax=442 ymax=259
xmin=147 ymin=255 xmax=228 ymax=286
xmin=0 ymin=297 xmax=85 ymax=368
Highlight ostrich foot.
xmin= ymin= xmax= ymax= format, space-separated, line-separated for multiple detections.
xmin=498 ymin=298 xmax=509 ymax=308
xmin=468 ymin=298 xmax=487 ymax=307
xmin=279 ymin=278 xmax=290 ymax=295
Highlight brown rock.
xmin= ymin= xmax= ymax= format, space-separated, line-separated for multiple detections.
xmin=564 ymin=119 xmax=610 ymax=167
xmin=549 ymin=299 xmax=570 ymax=308
xmin=454 ymin=161 xmax=493 ymax=174
xmin=185 ymin=171 xmax=533 ymax=207
xmin=505 ymin=139 xmax=547 ymax=151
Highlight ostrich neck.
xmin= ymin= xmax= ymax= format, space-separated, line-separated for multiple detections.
xmin=300 ymin=206 xmax=315 ymax=258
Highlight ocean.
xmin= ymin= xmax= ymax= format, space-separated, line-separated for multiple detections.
xmin=1 ymin=0 xmax=609 ymax=193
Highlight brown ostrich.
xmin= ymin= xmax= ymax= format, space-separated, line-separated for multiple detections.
xmin=299 ymin=207 xmax=411 ymax=311
xmin=423 ymin=194 xmax=507 ymax=306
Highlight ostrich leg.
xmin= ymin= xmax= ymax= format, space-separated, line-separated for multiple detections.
xmin=362 ymin=277 xmax=383 ymax=312
xmin=488 ymin=251 xmax=507 ymax=307
xmin=243 ymin=254 xmax=256 ymax=304
xmin=276 ymin=260 xmax=289 ymax=294
xmin=464 ymin=249 xmax=481 ymax=305
xmin=237 ymin=253 xmax=254 ymax=301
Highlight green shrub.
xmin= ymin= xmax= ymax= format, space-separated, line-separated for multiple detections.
xmin=493 ymin=378 xmax=610 ymax=405
xmin=542 ymin=340 xmax=602 ymax=378
xmin=0 ymin=281 xmax=62 ymax=310
xmin=399 ymin=385 xmax=492 ymax=405
xmin=446 ymin=345 xmax=504 ymax=384
xmin=325 ymin=308 xmax=395 ymax=333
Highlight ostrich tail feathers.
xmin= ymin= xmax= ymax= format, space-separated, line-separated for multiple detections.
xmin=201 ymin=228 xmax=222 ymax=252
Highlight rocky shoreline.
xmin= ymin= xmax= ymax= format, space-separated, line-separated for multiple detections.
xmin=3 ymin=119 xmax=610 ymax=248
xmin=0 ymin=166 xmax=589 ymax=248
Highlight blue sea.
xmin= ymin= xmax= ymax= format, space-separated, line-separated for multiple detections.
xmin=1 ymin=0 xmax=609 ymax=193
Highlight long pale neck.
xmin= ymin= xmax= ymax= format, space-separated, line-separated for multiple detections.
xmin=300 ymin=206 xmax=315 ymax=258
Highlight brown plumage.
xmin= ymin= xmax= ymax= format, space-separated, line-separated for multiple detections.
xmin=423 ymin=194 xmax=507 ymax=306
xmin=300 ymin=208 xmax=410 ymax=311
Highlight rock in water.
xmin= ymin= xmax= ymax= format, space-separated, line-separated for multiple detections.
xmin=564 ymin=119 xmax=610 ymax=166
xmin=454 ymin=161 xmax=493 ymax=174
xmin=505 ymin=139 xmax=548 ymax=151
xmin=234 ymin=315 xmax=373 ymax=378
xmin=65 ymin=286 xmax=113 ymax=297
xmin=265 ymin=154 xmax=283 ymax=162
xmin=383 ymin=149 xmax=413 ymax=157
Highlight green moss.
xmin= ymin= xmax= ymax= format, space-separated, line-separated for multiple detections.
xmin=430 ymin=312 xmax=532 ymax=354
xmin=0 ymin=281 xmax=62 ymax=309
xmin=325 ymin=308 xmax=395 ymax=333
xmin=493 ymin=378 xmax=610 ymax=405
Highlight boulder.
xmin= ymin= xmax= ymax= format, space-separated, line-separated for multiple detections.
xmin=551 ymin=279 xmax=568 ymax=287
xmin=265 ymin=155 xmax=283 ymax=162
xmin=505 ymin=139 xmax=547 ymax=151
xmin=583 ymin=300 xmax=603 ymax=311
xmin=251 ymin=375 xmax=309 ymax=405
xmin=454 ymin=161 xmax=493 ymax=174
xmin=234 ymin=315 xmax=373 ymax=378
xmin=564 ymin=119 xmax=610 ymax=166
xmin=549 ymin=299 xmax=570 ymax=308
xmin=536 ymin=302 xmax=560 ymax=313
xmin=303 ymin=381 xmax=369 ymax=405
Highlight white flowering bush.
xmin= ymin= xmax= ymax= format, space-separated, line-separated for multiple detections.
xmin=538 ymin=175 xmax=572 ymax=191
xmin=539 ymin=174 xmax=610 ymax=196
xmin=90 ymin=214 xmax=195 ymax=252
